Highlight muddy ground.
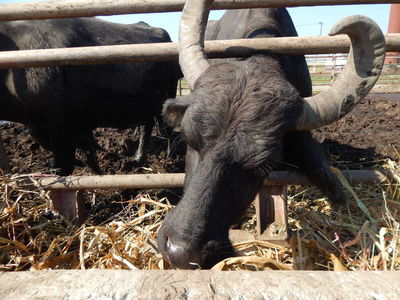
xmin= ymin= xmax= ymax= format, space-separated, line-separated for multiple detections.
xmin=2 ymin=93 xmax=399 ymax=173
xmin=1 ymin=92 xmax=399 ymax=223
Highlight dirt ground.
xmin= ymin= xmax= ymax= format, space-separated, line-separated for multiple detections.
xmin=314 ymin=93 xmax=400 ymax=168
xmin=1 ymin=92 xmax=399 ymax=222
xmin=2 ymin=93 xmax=399 ymax=173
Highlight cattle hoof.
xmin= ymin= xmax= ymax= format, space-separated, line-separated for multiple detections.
xmin=133 ymin=153 xmax=146 ymax=166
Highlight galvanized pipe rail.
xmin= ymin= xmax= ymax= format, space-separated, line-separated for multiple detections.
xmin=0 ymin=34 xmax=399 ymax=69
xmin=0 ymin=0 xmax=397 ymax=21
xmin=16 ymin=169 xmax=388 ymax=236
xmin=19 ymin=170 xmax=387 ymax=190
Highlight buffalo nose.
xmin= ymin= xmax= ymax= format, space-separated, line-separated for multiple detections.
xmin=165 ymin=239 xmax=205 ymax=270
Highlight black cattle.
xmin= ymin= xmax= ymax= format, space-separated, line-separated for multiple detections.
xmin=157 ymin=0 xmax=385 ymax=269
xmin=0 ymin=17 xmax=181 ymax=175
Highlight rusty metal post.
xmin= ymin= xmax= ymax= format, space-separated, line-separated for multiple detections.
xmin=76 ymin=190 xmax=86 ymax=225
xmin=385 ymin=4 xmax=400 ymax=64
xmin=50 ymin=190 xmax=85 ymax=225
xmin=255 ymin=185 xmax=289 ymax=246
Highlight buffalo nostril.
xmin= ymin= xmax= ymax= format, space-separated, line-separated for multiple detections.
xmin=165 ymin=239 xmax=204 ymax=270
xmin=166 ymin=239 xmax=179 ymax=253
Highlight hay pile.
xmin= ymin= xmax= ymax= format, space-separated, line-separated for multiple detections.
xmin=1 ymin=160 xmax=399 ymax=271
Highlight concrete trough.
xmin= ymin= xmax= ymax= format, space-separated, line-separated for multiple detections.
xmin=1 ymin=269 xmax=399 ymax=299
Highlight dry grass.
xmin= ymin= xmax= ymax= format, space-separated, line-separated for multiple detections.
xmin=1 ymin=159 xmax=399 ymax=272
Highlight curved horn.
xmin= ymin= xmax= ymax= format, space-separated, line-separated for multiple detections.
xmin=295 ymin=15 xmax=386 ymax=130
xmin=179 ymin=0 xmax=213 ymax=89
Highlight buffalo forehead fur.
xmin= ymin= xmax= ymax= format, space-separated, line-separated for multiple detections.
xmin=164 ymin=55 xmax=303 ymax=171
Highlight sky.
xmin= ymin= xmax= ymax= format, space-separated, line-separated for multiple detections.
xmin=0 ymin=1 xmax=392 ymax=41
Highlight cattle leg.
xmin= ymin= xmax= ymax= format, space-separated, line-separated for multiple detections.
xmin=28 ymin=125 xmax=76 ymax=175
xmin=0 ymin=133 xmax=11 ymax=174
xmin=156 ymin=115 xmax=172 ymax=138
xmin=83 ymin=132 xmax=103 ymax=151
xmin=77 ymin=133 xmax=103 ymax=175
xmin=51 ymin=139 xmax=77 ymax=176
xmin=134 ymin=121 xmax=153 ymax=164
xmin=282 ymin=131 xmax=347 ymax=207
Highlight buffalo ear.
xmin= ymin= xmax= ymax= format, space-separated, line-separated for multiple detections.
xmin=162 ymin=94 xmax=194 ymax=128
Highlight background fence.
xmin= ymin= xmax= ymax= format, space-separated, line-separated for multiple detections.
xmin=178 ymin=55 xmax=400 ymax=96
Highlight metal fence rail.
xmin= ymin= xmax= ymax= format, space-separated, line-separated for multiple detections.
xmin=14 ymin=169 xmax=388 ymax=227
xmin=18 ymin=170 xmax=387 ymax=190
xmin=0 ymin=34 xmax=399 ymax=69
xmin=0 ymin=0 xmax=397 ymax=21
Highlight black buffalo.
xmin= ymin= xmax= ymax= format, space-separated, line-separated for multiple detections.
xmin=157 ymin=0 xmax=385 ymax=269
xmin=0 ymin=17 xmax=181 ymax=175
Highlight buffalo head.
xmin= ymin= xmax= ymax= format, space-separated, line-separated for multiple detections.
xmin=157 ymin=0 xmax=386 ymax=269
